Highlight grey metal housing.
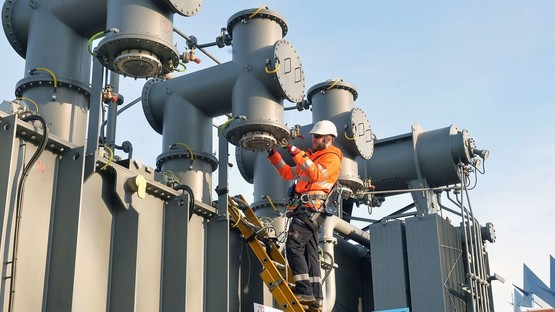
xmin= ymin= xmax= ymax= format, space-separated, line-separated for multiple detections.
xmin=0 ymin=1 xmax=496 ymax=311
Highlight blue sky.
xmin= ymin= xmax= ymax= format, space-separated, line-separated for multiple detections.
xmin=1 ymin=1 xmax=554 ymax=310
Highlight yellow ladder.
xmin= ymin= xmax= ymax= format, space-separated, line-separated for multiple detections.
xmin=228 ymin=195 xmax=306 ymax=312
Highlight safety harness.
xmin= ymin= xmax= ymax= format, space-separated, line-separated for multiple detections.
xmin=286 ymin=190 xmax=329 ymax=232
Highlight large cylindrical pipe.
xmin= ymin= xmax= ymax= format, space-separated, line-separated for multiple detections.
xmin=142 ymin=61 xmax=241 ymax=134
xmin=298 ymin=80 xmax=373 ymax=193
xmin=228 ymin=73 xmax=288 ymax=150
xmin=227 ymin=8 xmax=287 ymax=64
xmin=308 ymin=80 xmax=358 ymax=123
xmin=14 ymin=9 xmax=92 ymax=145
xmin=156 ymin=95 xmax=215 ymax=312
xmin=224 ymin=9 xmax=304 ymax=151
xmin=96 ymin=0 xmax=180 ymax=78
xmin=157 ymin=95 xmax=217 ymax=203
xmin=359 ymin=124 xmax=481 ymax=192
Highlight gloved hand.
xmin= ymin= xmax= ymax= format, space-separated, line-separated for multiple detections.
xmin=267 ymin=148 xmax=277 ymax=156
xmin=285 ymin=145 xmax=300 ymax=156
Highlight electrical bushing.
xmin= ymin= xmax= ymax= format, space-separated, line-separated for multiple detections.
xmin=95 ymin=0 xmax=195 ymax=78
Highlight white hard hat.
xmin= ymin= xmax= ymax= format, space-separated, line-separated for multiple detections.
xmin=309 ymin=120 xmax=338 ymax=137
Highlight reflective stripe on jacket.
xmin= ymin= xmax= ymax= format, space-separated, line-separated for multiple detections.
xmin=268 ymin=145 xmax=343 ymax=195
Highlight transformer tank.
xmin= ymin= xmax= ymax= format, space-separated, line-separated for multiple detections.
xmin=0 ymin=1 xmax=498 ymax=311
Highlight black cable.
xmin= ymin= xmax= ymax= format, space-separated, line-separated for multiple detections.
xmin=322 ymin=250 xmax=335 ymax=283
xmin=8 ymin=114 xmax=49 ymax=312
xmin=173 ymin=184 xmax=195 ymax=220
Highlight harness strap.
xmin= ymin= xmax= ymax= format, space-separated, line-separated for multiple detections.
xmin=299 ymin=193 xmax=328 ymax=202
xmin=297 ymin=212 xmax=319 ymax=233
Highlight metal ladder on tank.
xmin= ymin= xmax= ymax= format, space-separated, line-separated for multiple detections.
xmin=228 ymin=195 xmax=307 ymax=312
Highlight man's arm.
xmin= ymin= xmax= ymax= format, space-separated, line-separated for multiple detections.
xmin=267 ymin=150 xmax=296 ymax=180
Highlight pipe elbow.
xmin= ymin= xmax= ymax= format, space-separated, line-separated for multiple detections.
xmin=3 ymin=0 xmax=34 ymax=58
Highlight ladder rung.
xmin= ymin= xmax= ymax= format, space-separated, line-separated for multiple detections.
xmin=272 ymin=260 xmax=286 ymax=271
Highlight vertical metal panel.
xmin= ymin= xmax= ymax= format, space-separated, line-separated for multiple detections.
xmin=161 ymin=195 xmax=190 ymax=312
xmin=44 ymin=145 xmax=85 ymax=311
xmin=134 ymin=196 xmax=164 ymax=311
xmin=185 ymin=216 xmax=206 ymax=311
xmin=240 ymin=247 xmax=271 ymax=310
xmin=370 ymin=220 xmax=410 ymax=310
xmin=333 ymin=240 xmax=367 ymax=312
xmin=108 ymin=192 xmax=165 ymax=312
xmin=206 ymin=134 xmax=231 ymax=312
xmin=359 ymin=247 xmax=374 ymax=312
xmin=13 ymin=148 xmax=57 ymax=312
xmin=405 ymin=214 xmax=466 ymax=312
xmin=109 ymin=205 xmax=139 ymax=312
xmin=205 ymin=213 xmax=231 ymax=311
xmin=72 ymin=174 xmax=114 ymax=312
xmin=0 ymin=114 xmax=18 ymax=250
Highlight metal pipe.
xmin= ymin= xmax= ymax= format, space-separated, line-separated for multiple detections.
xmin=455 ymin=191 xmax=476 ymax=311
xmin=461 ymin=168 xmax=491 ymax=311
xmin=320 ymin=216 xmax=370 ymax=312
xmin=143 ymin=61 xmax=240 ymax=129
xmin=15 ymin=8 xmax=92 ymax=145
xmin=105 ymin=71 xmax=120 ymax=149
xmin=173 ymin=27 xmax=222 ymax=65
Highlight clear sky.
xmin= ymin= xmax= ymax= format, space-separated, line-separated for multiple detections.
xmin=1 ymin=1 xmax=554 ymax=310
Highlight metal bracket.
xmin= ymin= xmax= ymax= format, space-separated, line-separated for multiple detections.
xmin=96 ymin=155 xmax=180 ymax=210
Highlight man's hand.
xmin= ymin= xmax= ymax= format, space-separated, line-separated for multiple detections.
xmin=285 ymin=145 xmax=300 ymax=156
xmin=267 ymin=148 xmax=277 ymax=156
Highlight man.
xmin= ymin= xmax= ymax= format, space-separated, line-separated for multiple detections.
xmin=267 ymin=120 xmax=343 ymax=310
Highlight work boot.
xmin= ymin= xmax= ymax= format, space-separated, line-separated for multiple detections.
xmin=310 ymin=298 xmax=323 ymax=310
xmin=296 ymin=294 xmax=316 ymax=305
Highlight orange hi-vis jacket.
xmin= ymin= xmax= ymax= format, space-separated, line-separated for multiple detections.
xmin=268 ymin=144 xmax=343 ymax=203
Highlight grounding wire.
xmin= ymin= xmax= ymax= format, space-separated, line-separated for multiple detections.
xmin=29 ymin=67 xmax=57 ymax=101
xmin=344 ymin=131 xmax=355 ymax=141
xmin=8 ymin=114 xmax=49 ymax=312
xmin=326 ymin=78 xmax=342 ymax=90
xmin=245 ymin=4 xmax=267 ymax=21
xmin=15 ymin=97 xmax=39 ymax=114
xmin=99 ymin=146 xmax=114 ymax=170
xmin=466 ymin=167 xmax=479 ymax=191
xmin=170 ymin=142 xmax=194 ymax=169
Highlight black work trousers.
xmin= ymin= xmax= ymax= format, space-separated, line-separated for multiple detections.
xmin=286 ymin=215 xmax=323 ymax=299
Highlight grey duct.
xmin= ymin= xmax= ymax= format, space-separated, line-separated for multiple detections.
xmin=359 ymin=124 xmax=486 ymax=191
xmin=4 ymin=0 xmax=102 ymax=145
xmin=141 ymin=7 xmax=307 ymax=199
xmin=95 ymin=0 xmax=193 ymax=78
xmin=321 ymin=216 xmax=370 ymax=312
xmin=358 ymin=124 xmax=489 ymax=213
xmin=3 ymin=0 xmax=197 ymax=144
